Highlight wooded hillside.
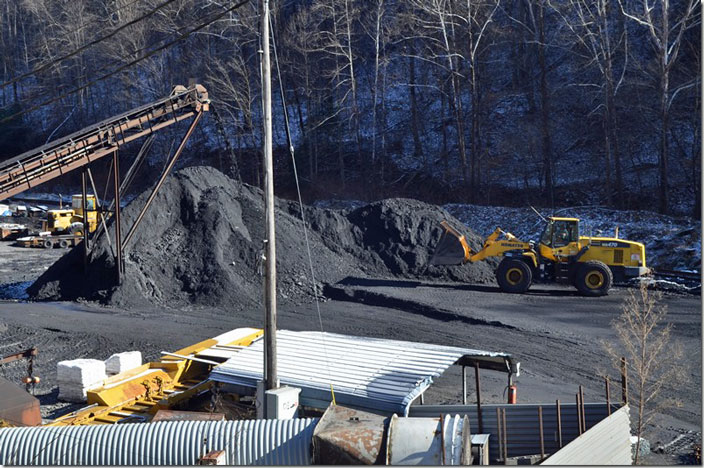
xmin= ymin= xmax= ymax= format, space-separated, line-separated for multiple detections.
xmin=0 ymin=0 xmax=700 ymax=215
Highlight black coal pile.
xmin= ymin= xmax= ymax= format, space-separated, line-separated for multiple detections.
xmin=28 ymin=166 xmax=494 ymax=310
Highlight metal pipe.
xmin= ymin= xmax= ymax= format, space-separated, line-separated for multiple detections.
xmin=86 ymin=168 xmax=113 ymax=257
xmin=122 ymin=111 xmax=203 ymax=249
xmin=538 ymin=406 xmax=544 ymax=461
xmin=160 ymin=352 xmax=219 ymax=366
xmin=605 ymin=376 xmax=611 ymax=415
xmin=474 ymin=362 xmax=483 ymax=433
xmin=112 ymin=150 xmax=122 ymax=284
xmin=91 ymin=135 xmax=154 ymax=246
xmin=81 ymin=169 xmax=89 ymax=272
xmin=556 ymin=399 xmax=562 ymax=448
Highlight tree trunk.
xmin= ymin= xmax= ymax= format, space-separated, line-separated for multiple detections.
xmin=658 ymin=71 xmax=669 ymax=214
xmin=470 ymin=64 xmax=480 ymax=199
xmin=409 ymin=52 xmax=423 ymax=166
xmin=538 ymin=1 xmax=554 ymax=208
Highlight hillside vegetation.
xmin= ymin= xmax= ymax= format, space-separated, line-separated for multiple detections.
xmin=0 ymin=0 xmax=699 ymax=215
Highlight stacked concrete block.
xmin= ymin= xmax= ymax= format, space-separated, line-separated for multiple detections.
xmin=105 ymin=351 xmax=142 ymax=376
xmin=57 ymin=359 xmax=107 ymax=403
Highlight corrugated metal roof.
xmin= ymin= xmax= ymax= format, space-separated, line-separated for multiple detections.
xmin=541 ymin=405 xmax=632 ymax=465
xmin=0 ymin=418 xmax=318 ymax=465
xmin=210 ymin=330 xmax=514 ymax=415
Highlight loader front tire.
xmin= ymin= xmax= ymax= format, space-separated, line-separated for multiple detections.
xmin=575 ymin=260 xmax=612 ymax=297
xmin=496 ymin=258 xmax=533 ymax=294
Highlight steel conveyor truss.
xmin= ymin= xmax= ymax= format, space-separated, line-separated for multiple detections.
xmin=0 ymin=84 xmax=210 ymax=202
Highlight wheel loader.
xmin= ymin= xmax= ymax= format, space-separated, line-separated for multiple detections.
xmin=430 ymin=216 xmax=650 ymax=296
xmin=45 ymin=194 xmax=98 ymax=236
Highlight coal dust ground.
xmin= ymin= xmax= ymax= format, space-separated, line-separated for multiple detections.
xmin=0 ymin=280 xmax=700 ymax=463
xmin=0 ymin=166 xmax=700 ymax=464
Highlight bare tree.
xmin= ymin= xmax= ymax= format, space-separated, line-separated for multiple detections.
xmin=619 ymin=0 xmax=700 ymax=214
xmin=551 ymin=0 xmax=629 ymax=208
xmin=603 ymin=283 xmax=687 ymax=464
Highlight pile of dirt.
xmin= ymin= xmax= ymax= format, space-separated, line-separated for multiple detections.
xmin=28 ymin=166 xmax=494 ymax=310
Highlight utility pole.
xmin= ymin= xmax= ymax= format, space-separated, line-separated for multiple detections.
xmin=261 ymin=0 xmax=278 ymax=399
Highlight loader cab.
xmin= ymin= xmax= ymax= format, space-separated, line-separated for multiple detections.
xmin=539 ymin=217 xmax=580 ymax=259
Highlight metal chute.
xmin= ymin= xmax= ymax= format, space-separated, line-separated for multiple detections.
xmin=429 ymin=221 xmax=471 ymax=266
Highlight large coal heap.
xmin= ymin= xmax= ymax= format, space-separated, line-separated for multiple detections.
xmin=28 ymin=166 xmax=494 ymax=310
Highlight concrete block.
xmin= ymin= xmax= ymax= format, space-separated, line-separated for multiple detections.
xmin=57 ymin=359 xmax=106 ymax=403
xmin=105 ymin=351 xmax=142 ymax=376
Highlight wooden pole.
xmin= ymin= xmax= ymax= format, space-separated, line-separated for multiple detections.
xmin=496 ymin=407 xmax=503 ymax=463
xmin=556 ymin=400 xmax=562 ymax=448
xmin=620 ymin=357 xmax=628 ymax=406
xmin=502 ymin=408 xmax=508 ymax=462
xmin=579 ymin=385 xmax=586 ymax=432
xmin=475 ymin=362 xmax=483 ymax=433
xmin=576 ymin=392 xmax=582 ymax=435
xmin=261 ymin=0 xmax=278 ymax=400
xmin=462 ymin=365 xmax=467 ymax=405
xmin=605 ymin=376 xmax=611 ymax=415
xmin=538 ymin=406 xmax=545 ymax=461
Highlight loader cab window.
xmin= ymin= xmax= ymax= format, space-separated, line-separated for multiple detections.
xmin=553 ymin=220 xmax=577 ymax=247
xmin=541 ymin=220 xmax=578 ymax=247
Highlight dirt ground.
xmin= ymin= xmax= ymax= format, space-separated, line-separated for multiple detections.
xmin=0 ymin=240 xmax=700 ymax=464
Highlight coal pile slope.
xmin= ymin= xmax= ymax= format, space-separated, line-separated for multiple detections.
xmin=29 ymin=166 xmax=492 ymax=309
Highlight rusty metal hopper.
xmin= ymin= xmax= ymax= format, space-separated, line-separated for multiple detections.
xmin=429 ymin=221 xmax=471 ymax=266
xmin=313 ymin=405 xmax=389 ymax=465
xmin=0 ymin=377 xmax=41 ymax=426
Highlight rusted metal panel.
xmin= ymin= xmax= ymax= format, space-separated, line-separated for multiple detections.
xmin=386 ymin=414 xmax=472 ymax=465
xmin=210 ymin=330 xmax=516 ymax=415
xmin=0 ymin=377 xmax=41 ymax=426
xmin=540 ymin=405 xmax=631 ymax=465
xmin=312 ymin=405 xmax=388 ymax=464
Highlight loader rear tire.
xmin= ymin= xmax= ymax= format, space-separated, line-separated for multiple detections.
xmin=575 ymin=260 xmax=612 ymax=297
xmin=496 ymin=258 xmax=533 ymax=293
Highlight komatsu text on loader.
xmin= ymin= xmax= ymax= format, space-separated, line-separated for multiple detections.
xmin=430 ymin=217 xmax=650 ymax=296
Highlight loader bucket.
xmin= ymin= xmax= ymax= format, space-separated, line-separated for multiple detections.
xmin=429 ymin=221 xmax=471 ymax=266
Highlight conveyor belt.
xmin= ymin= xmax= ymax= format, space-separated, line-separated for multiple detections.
xmin=0 ymin=84 xmax=209 ymax=201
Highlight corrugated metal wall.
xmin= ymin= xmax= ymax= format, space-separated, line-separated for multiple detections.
xmin=541 ymin=406 xmax=631 ymax=465
xmin=0 ymin=418 xmax=318 ymax=465
xmin=409 ymin=403 xmax=619 ymax=462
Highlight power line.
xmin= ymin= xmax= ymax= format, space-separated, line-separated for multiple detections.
xmin=0 ymin=0 xmax=180 ymax=90
xmin=1 ymin=0 xmax=250 ymax=124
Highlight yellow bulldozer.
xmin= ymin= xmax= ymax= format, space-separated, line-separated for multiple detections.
xmin=430 ymin=216 xmax=650 ymax=296
xmin=45 ymin=194 xmax=98 ymax=236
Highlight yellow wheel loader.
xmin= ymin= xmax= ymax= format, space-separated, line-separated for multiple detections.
xmin=430 ymin=217 xmax=650 ymax=296
xmin=46 ymin=194 xmax=98 ymax=236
